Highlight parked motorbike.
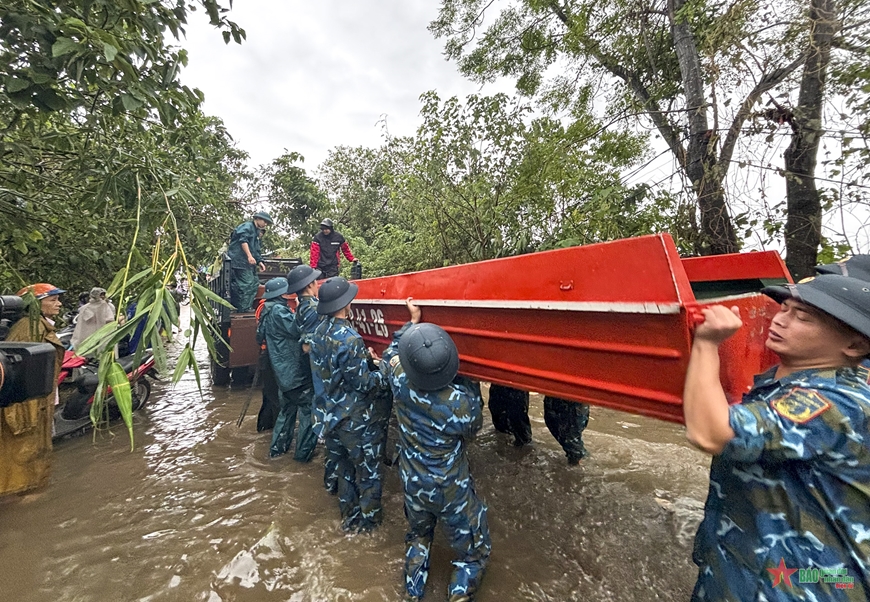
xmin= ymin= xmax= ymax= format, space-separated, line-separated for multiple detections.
xmin=54 ymin=350 xmax=157 ymax=440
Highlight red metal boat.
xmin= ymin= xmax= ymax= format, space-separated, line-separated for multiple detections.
xmin=348 ymin=234 xmax=792 ymax=424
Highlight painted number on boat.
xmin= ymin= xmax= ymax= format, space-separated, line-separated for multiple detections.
xmin=351 ymin=307 xmax=389 ymax=338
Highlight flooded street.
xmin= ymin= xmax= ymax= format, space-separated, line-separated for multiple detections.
xmin=0 ymin=340 xmax=711 ymax=601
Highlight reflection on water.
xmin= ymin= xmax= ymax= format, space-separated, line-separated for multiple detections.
xmin=0 ymin=337 xmax=710 ymax=601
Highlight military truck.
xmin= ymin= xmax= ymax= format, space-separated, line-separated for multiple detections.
xmin=207 ymin=255 xmax=302 ymax=385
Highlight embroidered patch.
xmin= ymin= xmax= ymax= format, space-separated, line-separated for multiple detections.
xmin=770 ymin=389 xmax=832 ymax=424
xmin=389 ymin=355 xmax=401 ymax=368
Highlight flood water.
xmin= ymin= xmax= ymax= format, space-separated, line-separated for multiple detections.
xmin=0 ymin=338 xmax=712 ymax=601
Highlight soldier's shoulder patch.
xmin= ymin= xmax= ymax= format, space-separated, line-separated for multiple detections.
xmin=857 ymin=364 xmax=870 ymax=385
xmin=770 ymin=388 xmax=832 ymax=424
xmin=389 ymin=355 xmax=401 ymax=368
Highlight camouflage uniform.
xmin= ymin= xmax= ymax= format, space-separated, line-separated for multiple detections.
xmin=543 ymin=396 xmax=590 ymax=463
xmin=382 ymin=323 xmax=491 ymax=601
xmin=309 ymin=316 xmax=386 ymax=531
xmin=258 ymin=300 xmax=317 ymax=461
xmin=488 ymin=384 xmax=532 ymax=446
xmin=692 ymin=366 xmax=870 ymax=601
xmin=296 ymin=295 xmax=337 ymax=490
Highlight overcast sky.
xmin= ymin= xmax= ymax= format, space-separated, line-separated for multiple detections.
xmin=179 ymin=1 xmax=510 ymax=171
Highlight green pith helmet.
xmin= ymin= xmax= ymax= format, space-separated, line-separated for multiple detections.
xmin=316 ymin=277 xmax=358 ymax=315
xmin=398 ymin=323 xmax=460 ymax=391
xmin=263 ymin=277 xmax=289 ymax=300
xmin=253 ymin=211 xmax=273 ymax=225
xmin=286 ymin=265 xmax=321 ymax=294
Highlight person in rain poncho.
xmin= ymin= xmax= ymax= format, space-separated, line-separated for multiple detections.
xmin=70 ymin=287 xmax=116 ymax=351
xmin=1 ymin=284 xmax=66 ymax=496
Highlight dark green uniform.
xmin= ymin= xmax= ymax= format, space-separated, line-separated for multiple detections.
xmin=227 ymin=220 xmax=263 ymax=312
xmin=257 ymin=301 xmax=317 ymax=461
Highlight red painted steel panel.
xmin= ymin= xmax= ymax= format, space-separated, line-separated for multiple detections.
xmin=349 ymin=234 xmax=790 ymax=424
xmin=682 ymin=250 xmax=792 ymax=282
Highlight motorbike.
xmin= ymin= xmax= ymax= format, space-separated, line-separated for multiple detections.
xmin=54 ymin=350 xmax=157 ymax=440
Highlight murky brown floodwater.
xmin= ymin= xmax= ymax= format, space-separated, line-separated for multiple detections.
xmin=0 ymin=334 xmax=712 ymax=601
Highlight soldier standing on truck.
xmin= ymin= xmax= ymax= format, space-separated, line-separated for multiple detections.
xmin=228 ymin=211 xmax=272 ymax=312
xmin=309 ymin=218 xmax=356 ymax=279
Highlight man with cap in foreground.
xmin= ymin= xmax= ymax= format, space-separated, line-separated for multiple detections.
xmin=683 ymin=275 xmax=870 ymax=601
xmin=309 ymin=218 xmax=356 ymax=279
xmin=381 ymin=298 xmax=490 ymax=602
xmin=227 ymin=211 xmax=272 ymax=312
xmin=257 ymin=277 xmax=317 ymax=461
xmin=308 ymin=277 xmax=386 ymax=532
xmin=1 ymin=283 xmax=66 ymax=496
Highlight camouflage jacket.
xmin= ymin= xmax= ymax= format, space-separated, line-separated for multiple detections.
xmin=381 ymin=322 xmax=483 ymax=486
xmin=309 ymin=317 xmax=384 ymax=438
xmin=295 ymin=295 xmax=321 ymax=345
xmin=693 ymin=366 xmax=870 ymax=601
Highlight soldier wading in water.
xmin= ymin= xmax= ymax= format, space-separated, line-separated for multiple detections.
xmin=381 ymin=298 xmax=491 ymax=602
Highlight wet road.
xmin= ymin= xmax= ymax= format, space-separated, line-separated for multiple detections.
xmin=0 ymin=342 xmax=711 ymax=601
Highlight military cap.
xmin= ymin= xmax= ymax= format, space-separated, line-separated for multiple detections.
xmin=317 ymin=277 xmax=358 ymax=315
xmin=253 ymin=211 xmax=273 ymax=225
xmin=263 ymin=277 xmax=289 ymax=300
xmin=319 ymin=218 xmax=334 ymax=229
xmin=816 ymin=255 xmax=870 ymax=283
xmin=286 ymin=265 xmax=321 ymax=294
xmin=762 ymin=275 xmax=870 ymax=340
xmin=398 ymin=323 xmax=460 ymax=391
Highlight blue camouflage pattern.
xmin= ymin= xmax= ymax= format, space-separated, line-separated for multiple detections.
xmin=295 ymin=294 xmax=321 ymax=345
xmin=543 ymin=396 xmax=589 ymax=462
xmin=692 ymin=366 xmax=870 ymax=601
xmin=309 ymin=316 xmax=386 ymax=530
xmin=381 ymin=322 xmax=491 ymax=600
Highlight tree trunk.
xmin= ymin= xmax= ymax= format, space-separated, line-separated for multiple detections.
xmin=669 ymin=0 xmax=739 ymax=255
xmin=784 ymin=0 xmax=837 ymax=280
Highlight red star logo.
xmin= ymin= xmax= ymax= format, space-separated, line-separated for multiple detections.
xmin=767 ymin=558 xmax=798 ymax=588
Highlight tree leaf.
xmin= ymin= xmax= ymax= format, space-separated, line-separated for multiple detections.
xmin=103 ymin=42 xmax=118 ymax=62
xmin=51 ymin=37 xmax=80 ymax=57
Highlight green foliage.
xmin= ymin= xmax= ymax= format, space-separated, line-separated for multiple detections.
xmin=278 ymin=92 xmax=688 ymax=276
xmin=0 ymin=0 xmax=250 ymax=447
xmin=252 ymin=152 xmax=328 ymax=242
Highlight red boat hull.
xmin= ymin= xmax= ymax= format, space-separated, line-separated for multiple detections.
xmin=349 ymin=234 xmax=791 ymax=424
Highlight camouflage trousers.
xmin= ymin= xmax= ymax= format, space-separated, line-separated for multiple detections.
xmin=324 ymin=420 xmax=384 ymax=531
xmin=543 ymin=396 xmax=590 ymax=462
xmin=270 ymin=385 xmax=317 ymax=461
xmin=323 ymin=388 xmax=391 ymax=493
xmin=403 ymin=474 xmax=491 ymax=599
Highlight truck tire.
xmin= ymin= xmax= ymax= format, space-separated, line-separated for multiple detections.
xmin=211 ymin=361 xmax=231 ymax=386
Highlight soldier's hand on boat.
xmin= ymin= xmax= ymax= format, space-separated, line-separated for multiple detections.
xmin=405 ymin=297 xmax=422 ymax=323
xmin=694 ymin=305 xmax=742 ymax=344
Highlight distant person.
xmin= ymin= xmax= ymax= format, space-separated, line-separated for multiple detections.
xmin=309 ymin=218 xmax=356 ymax=279
xmin=228 ymin=211 xmax=272 ymax=312
xmin=70 ymin=287 xmax=115 ymax=351
xmin=381 ymin=298 xmax=490 ymax=602
xmin=1 ymin=283 xmax=66 ymax=496
xmin=683 ymin=275 xmax=870 ymax=600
